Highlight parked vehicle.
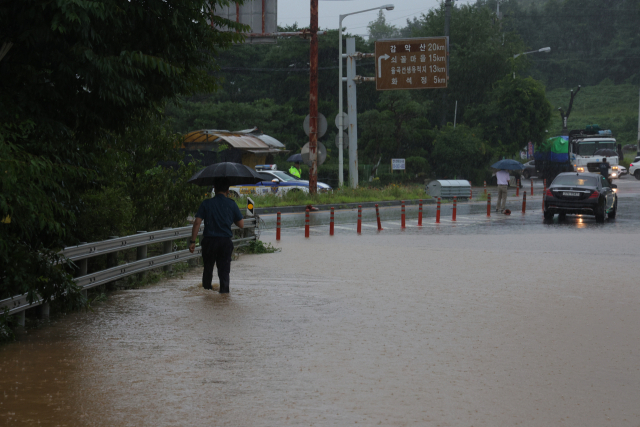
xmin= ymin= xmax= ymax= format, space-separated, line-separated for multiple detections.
xmin=522 ymin=160 xmax=537 ymax=179
xmin=629 ymin=157 xmax=640 ymax=180
xmin=228 ymin=165 xmax=332 ymax=198
xmin=543 ymin=172 xmax=617 ymax=222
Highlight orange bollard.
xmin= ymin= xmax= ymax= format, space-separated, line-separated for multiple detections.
xmin=376 ymin=204 xmax=383 ymax=231
xmin=305 ymin=209 xmax=310 ymax=238
xmin=330 ymin=207 xmax=334 ymax=236
xmin=418 ymin=200 xmax=423 ymax=226
xmin=516 ymin=180 xmax=520 ymax=197
xmin=522 ymin=192 xmax=526 ymax=214
xmin=276 ymin=212 xmax=281 ymax=241
xmin=484 ymin=181 xmax=487 ymax=195
xmin=452 ymin=196 xmax=457 ymax=221
xmin=470 ymin=188 xmax=473 ymax=199
xmin=436 ymin=198 xmax=441 ymax=223
xmin=401 ymin=201 xmax=406 ymax=228
xmin=487 ymin=193 xmax=491 ymax=217
xmin=357 ymin=205 xmax=362 ymax=234
xmin=531 ymin=179 xmax=534 ymax=196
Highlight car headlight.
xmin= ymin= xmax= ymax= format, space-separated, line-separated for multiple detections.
xmin=612 ymin=166 xmax=618 ymax=170
xmin=577 ymin=167 xmax=584 ymax=172
xmin=611 ymin=173 xmax=617 ymax=177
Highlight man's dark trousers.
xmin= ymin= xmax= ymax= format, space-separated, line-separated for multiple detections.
xmin=201 ymin=236 xmax=234 ymax=293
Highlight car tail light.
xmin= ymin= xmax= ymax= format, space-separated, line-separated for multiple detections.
xmin=631 ymin=163 xmax=634 ymax=168
xmin=589 ymin=190 xmax=600 ymax=199
xmin=545 ymin=189 xmax=553 ymax=197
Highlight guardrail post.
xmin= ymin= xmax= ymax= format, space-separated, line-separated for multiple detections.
xmin=162 ymin=227 xmax=173 ymax=274
xmin=76 ymin=242 xmax=88 ymax=299
xmin=136 ymin=231 xmax=148 ymax=280
xmin=106 ymin=235 xmax=119 ymax=290
xmin=276 ymin=212 xmax=282 ymax=240
xmin=531 ymin=179 xmax=534 ymax=196
xmin=330 ymin=208 xmax=334 ymax=236
xmin=305 ymin=210 xmax=310 ymax=238
xmin=418 ymin=200 xmax=423 ymax=226
xmin=436 ymin=198 xmax=441 ymax=223
xmin=452 ymin=196 xmax=457 ymax=221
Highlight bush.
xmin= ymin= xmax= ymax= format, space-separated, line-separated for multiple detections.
xmin=75 ymin=187 xmax=134 ymax=243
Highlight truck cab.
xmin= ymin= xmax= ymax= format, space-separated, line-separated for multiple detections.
xmin=569 ymin=128 xmax=621 ymax=178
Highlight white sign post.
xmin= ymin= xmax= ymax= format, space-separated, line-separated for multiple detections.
xmin=391 ymin=158 xmax=406 ymax=174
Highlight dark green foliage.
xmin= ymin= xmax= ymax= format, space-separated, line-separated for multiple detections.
xmin=0 ymin=0 xmax=244 ymax=320
xmin=467 ymin=76 xmax=552 ymax=156
xmin=241 ymin=240 xmax=281 ymax=254
xmin=431 ymin=125 xmax=490 ymax=183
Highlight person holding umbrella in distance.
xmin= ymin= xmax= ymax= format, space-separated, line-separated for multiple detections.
xmin=187 ymin=162 xmax=263 ymax=293
xmin=491 ymin=159 xmax=525 ymax=214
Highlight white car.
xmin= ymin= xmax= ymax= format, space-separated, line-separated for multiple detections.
xmin=630 ymin=156 xmax=640 ymax=180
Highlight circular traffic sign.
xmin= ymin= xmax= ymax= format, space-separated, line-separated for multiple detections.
xmin=334 ymin=112 xmax=349 ymax=129
xmin=301 ymin=142 xmax=327 ymax=166
xmin=303 ymin=113 xmax=328 ymax=138
xmin=335 ymin=132 xmax=349 ymax=150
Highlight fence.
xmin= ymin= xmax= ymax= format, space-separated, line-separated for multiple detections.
xmin=1 ymin=218 xmax=258 ymax=322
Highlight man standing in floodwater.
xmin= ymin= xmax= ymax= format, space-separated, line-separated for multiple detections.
xmin=495 ymin=169 xmax=510 ymax=213
xmin=189 ymin=179 xmax=244 ymax=293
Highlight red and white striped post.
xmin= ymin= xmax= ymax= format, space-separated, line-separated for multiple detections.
xmin=418 ymin=199 xmax=423 ymax=226
xmin=452 ymin=196 xmax=457 ymax=221
xmin=487 ymin=193 xmax=491 ymax=217
xmin=484 ymin=181 xmax=487 ymax=195
xmin=305 ymin=209 xmax=310 ymax=238
xmin=516 ymin=180 xmax=520 ymax=197
xmin=401 ymin=201 xmax=406 ymax=228
xmin=330 ymin=207 xmax=334 ymax=236
xmin=436 ymin=198 xmax=441 ymax=223
xmin=276 ymin=212 xmax=281 ymax=241
xmin=531 ymin=179 xmax=534 ymax=196
xmin=470 ymin=188 xmax=473 ymax=199
xmin=357 ymin=205 xmax=362 ymax=234
xmin=375 ymin=204 xmax=383 ymax=231
xmin=522 ymin=192 xmax=526 ymax=214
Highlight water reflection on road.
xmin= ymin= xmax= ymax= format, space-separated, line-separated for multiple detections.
xmin=2 ymin=190 xmax=640 ymax=426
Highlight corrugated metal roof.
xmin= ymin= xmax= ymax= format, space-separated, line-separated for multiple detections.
xmin=183 ymin=129 xmax=286 ymax=151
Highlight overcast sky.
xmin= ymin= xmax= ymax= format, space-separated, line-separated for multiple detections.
xmin=277 ymin=0 xmax=475 ymax=37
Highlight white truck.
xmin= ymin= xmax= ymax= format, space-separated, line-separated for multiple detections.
xmin=569 ymin=127 xmax=621 ymax=179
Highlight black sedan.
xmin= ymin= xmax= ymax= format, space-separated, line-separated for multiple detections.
xmin=543 ymin=172 xmax=617 ymax=222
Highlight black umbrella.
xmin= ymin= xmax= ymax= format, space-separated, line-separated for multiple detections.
xmin=187 ymin=162 xmax=264 ymax=187
xmin=287 ymin=153 xmax=303 ymax=163
xmin=594 ymin=149 xmax=618 ymax=158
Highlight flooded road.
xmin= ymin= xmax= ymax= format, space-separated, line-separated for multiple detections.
xmin=3 ymin=187 xmax=640 ymax=426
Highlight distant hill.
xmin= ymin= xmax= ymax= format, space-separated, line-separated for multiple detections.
xmin=545 ymin=81 xmax=639 ymax=146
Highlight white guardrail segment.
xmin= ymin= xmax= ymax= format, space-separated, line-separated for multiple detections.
xmin=0 ymin=220 xmax=258 ymax=316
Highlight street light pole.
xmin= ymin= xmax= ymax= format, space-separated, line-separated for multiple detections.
xmin=338 ymin=4 xmax=394 ymax=187
xmin=512 ymin=47 xmax=550 ymax=79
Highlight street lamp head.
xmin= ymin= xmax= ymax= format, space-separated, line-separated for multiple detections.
xmin=383 ymin=4 xmax=395 ymax=10
xmin=539 ymin=47 xmax=551 ymax=53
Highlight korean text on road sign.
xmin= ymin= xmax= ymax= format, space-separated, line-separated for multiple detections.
xmin=375 ymin=37 xmax=448 ymax=91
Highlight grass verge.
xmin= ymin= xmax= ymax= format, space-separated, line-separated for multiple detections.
xmin=233 ymin=183 xmax=428 ymax=209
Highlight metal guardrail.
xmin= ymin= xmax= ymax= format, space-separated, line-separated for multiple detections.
xmin=0 ymin=219 xmax=258 ymax=317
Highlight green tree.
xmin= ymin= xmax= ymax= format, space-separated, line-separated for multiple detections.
xmin=430 ymin=124 xmax=489 ymax=183
xmin=467 ymin=76 xmax=552 ymax=157
xmin=367 ymin=10 xmax=401 ymax=42
xmin=0 ymin=0 xmax=244 ymax=306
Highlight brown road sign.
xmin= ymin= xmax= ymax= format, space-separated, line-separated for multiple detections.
xmin=375 ymin=37 xmax=448 ymax=91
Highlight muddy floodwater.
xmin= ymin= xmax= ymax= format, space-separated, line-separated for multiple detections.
xmin=2 ymin=221 xmax=640 ymax=426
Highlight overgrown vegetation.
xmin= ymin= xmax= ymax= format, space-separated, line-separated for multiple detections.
xmin=240 ymin=240 xmax=281 ymax=254
xmin=232 ymin=184 xmax=430 ymax=209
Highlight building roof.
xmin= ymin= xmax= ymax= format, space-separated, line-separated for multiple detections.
xmin=182 ymin=127 xmax=287 ymax=152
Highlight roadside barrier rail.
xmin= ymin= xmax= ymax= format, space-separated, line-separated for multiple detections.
xmin=1 ymin=219 xmax=258 ymax=317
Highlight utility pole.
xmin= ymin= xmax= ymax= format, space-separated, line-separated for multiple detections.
xmin=558 ymin=86 xmax=581 ymax=136
xmin=441 ymin=0 xmax=452 ymax=127
xmin=347 ymin=38 xmax=359 ymax=188
xmin=308 ymin=0 xmax=318 ymax=194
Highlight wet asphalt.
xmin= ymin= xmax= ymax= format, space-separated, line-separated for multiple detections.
xmin=1 ymin=176 xmax=640 ymax=426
